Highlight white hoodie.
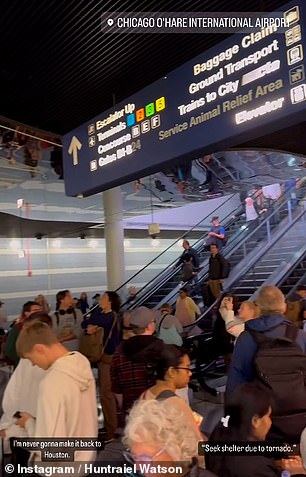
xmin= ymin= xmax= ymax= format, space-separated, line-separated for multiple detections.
xmin=0 ymin=358 xmax=46 ymax=440
xmin=25 ymin=352 xmax=98 ymax=473
xmin=219 ymin=308 xmax=245 ymax=338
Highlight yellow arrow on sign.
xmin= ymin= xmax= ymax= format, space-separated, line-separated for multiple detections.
xmin=68 ymin=136 xmax=82 ymax=166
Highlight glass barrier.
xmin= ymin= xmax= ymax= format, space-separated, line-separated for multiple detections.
xmin=183 ymin=199 xmax=306 ymax=329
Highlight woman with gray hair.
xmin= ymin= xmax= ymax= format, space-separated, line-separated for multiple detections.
xmin=122 ymin=399 xmax=217 ymax=477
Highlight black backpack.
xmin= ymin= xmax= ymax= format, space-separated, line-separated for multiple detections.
xmin=222 ymin=257 xmax=231 ymax=278
xmin=248 ymin=323 xmax=306 ymax=443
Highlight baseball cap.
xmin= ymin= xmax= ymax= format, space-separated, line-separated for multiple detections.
xmin=211 ymin=216 xmax=219 ymax=222
xmin=129 ymin=306 xmax=158 ymax=328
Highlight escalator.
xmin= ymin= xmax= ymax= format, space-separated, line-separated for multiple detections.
xmin=279 ymin=252 xmax=306 ymax=296
xmin=144 ymin=193 xmax=303 ymax=310
xmin=184 ymin=205 xmax=306 ymax=397
xmin=118 ymin=192 xmax=240 ymax=308
xmin=184 ymin=202 xmax=306 ymax=334
xmin=230 ymin=208 xmax=306 ymax=302
xmin=119 ymin=184 xmax=301 ymax=311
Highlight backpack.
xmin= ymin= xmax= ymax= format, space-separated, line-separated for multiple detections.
xmin=181 ymin=262 xmax=195 ymax=282
xmin=249 ymin=323 xmax=306 ymax=442
xmin=55 ymin=309 xmax=77 ymax=326
xmin=285 ymin=300 xmax=303 ymax=325
xmin=156 ymin=390 xmax=177 ymax=400
xmin=157 ymin=313 xmax=183 ymax=347
xmin=222 ymin=257 xmax=231 ymax=279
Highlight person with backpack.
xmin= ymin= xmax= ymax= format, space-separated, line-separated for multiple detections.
xmin=181 ymin=253 xmax=198 ymax=284
xmin=285 ymin=285 xmax=306 ymax=328
xmin=175 ymin=239 xmax=199 ymax=270
xmin=155 ymin=303 xmax=183 ymax=346
xmin=208 ymin=244 xmax=231 ymax=300
xmin=52 ymin=290 xmax=83 ymax=352
xmin=140 ymin=344 xmax=204 ymax=439
xmin=226 ymin=285 xmax=306 ymax=443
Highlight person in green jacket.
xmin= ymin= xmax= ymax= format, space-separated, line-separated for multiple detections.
xmin=4 ymin=301 xmax=41 ymax=367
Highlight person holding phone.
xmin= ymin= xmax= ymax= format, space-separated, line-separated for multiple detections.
xmin=219 ymin=296 xmax=244 ymax=339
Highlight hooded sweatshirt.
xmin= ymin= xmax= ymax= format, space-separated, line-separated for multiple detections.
xmin=25 ymin=351 xmax=97 ymax=474
xmin=0 ymin=358 xmax=46 ymax=440
xmin=226 ymin=314 xmax=306 ymax=394
xmin=111 ymin=335 xmax=164 ymax=413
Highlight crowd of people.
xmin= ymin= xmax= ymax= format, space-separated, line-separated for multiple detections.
xmin=0 ymin=282 xmax=305 ymax=476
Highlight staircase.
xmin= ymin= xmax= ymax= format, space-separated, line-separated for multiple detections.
xmin=228 ymin=209 xmax=306 ymax=302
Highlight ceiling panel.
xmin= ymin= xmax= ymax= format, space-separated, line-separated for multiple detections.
xmin=0 ymin=0 xmax=290 ymax=134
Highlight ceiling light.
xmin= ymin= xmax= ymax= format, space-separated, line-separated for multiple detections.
xmin=51 ymin=239 xmax=61 ymax=248
xmin=9 ymin=239 xmax=21 ymax=249
xmin=287 ymin=157 xmax=296 ymax=167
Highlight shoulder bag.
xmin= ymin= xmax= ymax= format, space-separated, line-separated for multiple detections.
xmin=79 ymin=312 xmax=118 ymax=363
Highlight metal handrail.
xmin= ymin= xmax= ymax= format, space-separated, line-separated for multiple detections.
xmin=182 ymin=200 xmax=306 ymax=329
xmin=118 ymin=189 xmax=268 ymax=309
xmin=124 ymin=183 xmax=300 ymax=311
xmin=83 ymin=192 xmax=237 ymax=317
xmin=115 ymin=193 xmax=237 ymax=293
xmin=155 ymin=186 xmax=299 ymax=311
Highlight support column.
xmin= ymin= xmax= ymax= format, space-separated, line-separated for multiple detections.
xmin=103 ymin=186 xmax=125 ymax=291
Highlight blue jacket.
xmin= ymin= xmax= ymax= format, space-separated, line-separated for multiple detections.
xmin=226 ymin=314 xmax=306 ymax=394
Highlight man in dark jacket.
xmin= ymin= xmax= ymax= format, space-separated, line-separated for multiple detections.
xmin=227 ymin=285 xmax=306 ymax=394
xmin=175 ymin=239 xmax=199 ymax=269
xmin=208 ymin=244 xmax=229 ymax=300
xmin=111 ymin=306 xmax=164 ymax=416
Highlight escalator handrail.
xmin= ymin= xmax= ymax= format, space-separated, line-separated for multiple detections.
xmin=118 ymin=188 xmax=267 ymax=309
xmin=114 ymin=192 xmax=237 ymax=295
xmin=126 ymin=184 xmax=299 ymax=311
xmin=182 ymin=201 xmax=306 ymax=328
xmin=120 ymin=212 xmax=240 ymax=311
xmin=153 ymin=188 xmax=300 ymax=311
xmin=251 ymin=247 xmax=306 ymax=297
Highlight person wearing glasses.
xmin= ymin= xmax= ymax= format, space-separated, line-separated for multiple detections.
xmin=123 ymin=399 xmax=217 ymax=477
xmin=140 ymin=344 xmax=204 ymax=439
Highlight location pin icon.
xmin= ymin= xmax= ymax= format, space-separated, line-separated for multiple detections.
xmin=107 ymin=18 xmax=114 ymax=26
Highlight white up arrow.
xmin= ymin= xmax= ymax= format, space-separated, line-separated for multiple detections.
xmin=68 ymin=136 xmax=82 ymax=166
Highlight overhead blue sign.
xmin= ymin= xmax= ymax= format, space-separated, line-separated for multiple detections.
xmin=62 ymin=0 xmax=306 ymax=197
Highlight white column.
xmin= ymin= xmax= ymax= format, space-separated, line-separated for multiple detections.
xmin=103 ymin=186 xmax=125 ymax=291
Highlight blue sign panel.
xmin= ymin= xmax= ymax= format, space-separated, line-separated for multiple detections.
xmin=62 ymin=1 xmax=306 ymax=197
